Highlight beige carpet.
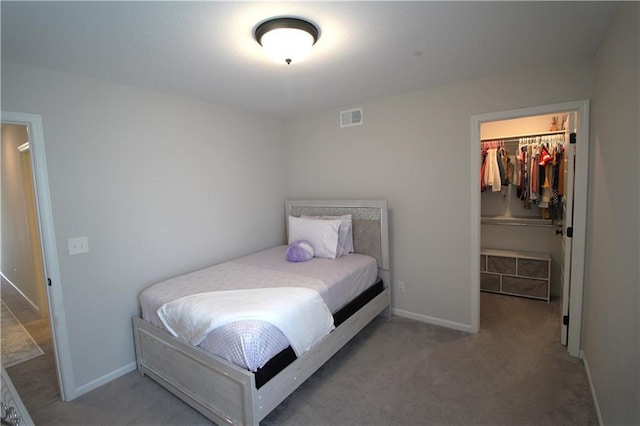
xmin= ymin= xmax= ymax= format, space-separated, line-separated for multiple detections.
xmin=262 ymin=293 xmax=598 ymax=425
xmin=20 ymin=292 xmax=597 ymax=425
xmin=0 ymin=300 xmax=44 ymax=367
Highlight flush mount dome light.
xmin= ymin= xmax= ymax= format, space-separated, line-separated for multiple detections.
xmin=255 ymin=17 xmax=319 ymax=65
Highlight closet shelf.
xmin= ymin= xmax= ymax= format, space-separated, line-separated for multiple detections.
xmin=481 ymin=216 xmax=557 ymax=228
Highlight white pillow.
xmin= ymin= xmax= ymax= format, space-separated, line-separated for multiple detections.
xmin=337 ymin=215 xmax=355 ymax=254
xmin=288 ymin=216 xmax=341 ymax=259
xmin=303 ymin=214 xmax=354 ymax=256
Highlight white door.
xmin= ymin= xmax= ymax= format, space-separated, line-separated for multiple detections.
xmin=560 ymin=112 xmax=577 ymax=345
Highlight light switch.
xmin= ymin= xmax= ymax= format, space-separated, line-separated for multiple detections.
xmin=68 ymin=236 xmax=89 ymax=255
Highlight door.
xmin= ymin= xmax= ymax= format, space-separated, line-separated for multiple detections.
xmin=560 ymin=112 xmax=576 ymax=345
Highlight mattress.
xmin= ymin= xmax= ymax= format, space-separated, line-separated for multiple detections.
xmin=140 ymin=245 xmax=378 ymax=371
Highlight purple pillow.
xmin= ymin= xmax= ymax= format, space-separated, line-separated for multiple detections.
xmin=286 ymin=240 xmax=315 ymax=262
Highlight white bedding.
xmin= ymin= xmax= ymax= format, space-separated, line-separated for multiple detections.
xmin=157 ymin=287 xmax=335 ymax=356
xmin=140 ymin=245 xmax=378 ymax=371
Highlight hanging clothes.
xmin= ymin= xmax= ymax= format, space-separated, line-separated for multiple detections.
xmin=558 ymin=150 xmax=566 ymax=195
xmin=514 ymin=134 xmax=565 ymax=220
xmin=480 ymin=140 xmax=513 ymax=193
xmin=481 ymin=134 xmax=564 ymax=222
xmin=484 ymin=148 xmax=502 ymax=192
xmin=549 ymin=148 xmax=564 ymax=220
xmin=530 ymin=145 xmax=539 ymax=201
xmin=507 ymin=155 xmax=515 ymax=185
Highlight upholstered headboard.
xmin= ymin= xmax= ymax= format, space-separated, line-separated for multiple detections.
xmin=285 ymin=200 xmax=390 ymax=275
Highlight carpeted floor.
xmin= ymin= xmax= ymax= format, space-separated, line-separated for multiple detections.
xmin=9 ymin=292 xmax=598 ymax=425
xmin=262 ymin=293 xmax=597 ymax=426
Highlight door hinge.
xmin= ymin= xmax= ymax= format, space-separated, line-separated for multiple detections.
xmin=566 ymin=227 xmax=573 ymax=238
xmin=570 ymin=132 xmax=577 ymax=144
xmin=48 ymin=278 xmax=52 ymax=287
xmin=563 ymin=315 xmax=570 ymax=326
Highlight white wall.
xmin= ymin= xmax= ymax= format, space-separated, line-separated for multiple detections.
xmin=1 ymin=61 xmax=287 ymax=390
xmin=584 ymin=3 xmax=639 ymax=424
xmin=285 ymin=60 xmax=594 ymax=329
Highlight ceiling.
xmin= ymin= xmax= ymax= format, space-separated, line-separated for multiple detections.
xmin=1 ymin=1 xmax=619 ymax=118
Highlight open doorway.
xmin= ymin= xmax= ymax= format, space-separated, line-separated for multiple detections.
xmin=478 ymin=114 xmax=568 ymax=348
xmin=1 ymin=123 xmax=60 ymax=408
xmin=480 ymin=114 xmax=567 ymax=296
xmin=470 ymin=100 xmax=590 ymax=358
xmin=1 ymin=111 xmax=74 ymax=403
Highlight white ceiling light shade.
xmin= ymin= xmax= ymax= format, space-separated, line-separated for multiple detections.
xmin=255 ymin=17 xmax=319 ymax=65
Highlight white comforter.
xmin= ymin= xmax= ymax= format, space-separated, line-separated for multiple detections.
xmin=141 ymin=245 xmax=378 ymax=371
xmin=157 ymin=287 xmax=335 ymax=357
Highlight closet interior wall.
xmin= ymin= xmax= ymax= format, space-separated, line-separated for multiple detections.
xmin=480 ymin=114 xmax=565 ymax=298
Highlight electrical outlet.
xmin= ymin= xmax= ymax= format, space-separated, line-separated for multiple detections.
xmin=398 ymin=281 xmax=406 ymax=293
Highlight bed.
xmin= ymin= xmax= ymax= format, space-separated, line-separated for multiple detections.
xmin=132 ymin=200 xmax=391 ymax=425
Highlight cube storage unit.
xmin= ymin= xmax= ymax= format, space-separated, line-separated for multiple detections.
xmin=480 ymin=249 xmax=550 ymax=302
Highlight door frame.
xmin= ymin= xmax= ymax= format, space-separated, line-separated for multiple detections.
xmin=469 ymin=100 xmax=589 ymax=357
xmin=1 ymin=111 xmax=75 ymax=400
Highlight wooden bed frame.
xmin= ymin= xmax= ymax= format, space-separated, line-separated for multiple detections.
xmin=132 ymin=200 xmax=391 ymax=425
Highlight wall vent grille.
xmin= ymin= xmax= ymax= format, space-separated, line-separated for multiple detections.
xmin=340 ymin=108 xmax=363 ymax=128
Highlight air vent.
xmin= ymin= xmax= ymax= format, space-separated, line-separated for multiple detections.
xmin=340 ymin=108 xmax=363 ymax=128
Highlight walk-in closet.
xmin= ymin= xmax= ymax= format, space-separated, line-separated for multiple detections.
xmin=480 ymin=113 xmax=572 ymax=304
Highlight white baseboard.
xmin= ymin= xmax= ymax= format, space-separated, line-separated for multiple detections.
xmin=391 ymin=308 xmax=474 ymax=333
xmin=75 ymin=362 xmax=137 ymax=397
xmin=581 ymin=350 xmax=603 ymax=426
xmin=0 ymin=271 xmax=41 ymax=314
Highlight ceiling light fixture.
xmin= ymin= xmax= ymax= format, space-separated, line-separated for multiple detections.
xmin=254 ymin=17 xmax=319 ymax=65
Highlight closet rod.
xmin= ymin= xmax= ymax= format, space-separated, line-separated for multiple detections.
xmin=481 ymin=130 xmax=566 ymax=144
xmin=480 ymin=219 xmax=558 ymax=228
xmin=480 ymin=216 xmax=562 ymax=228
